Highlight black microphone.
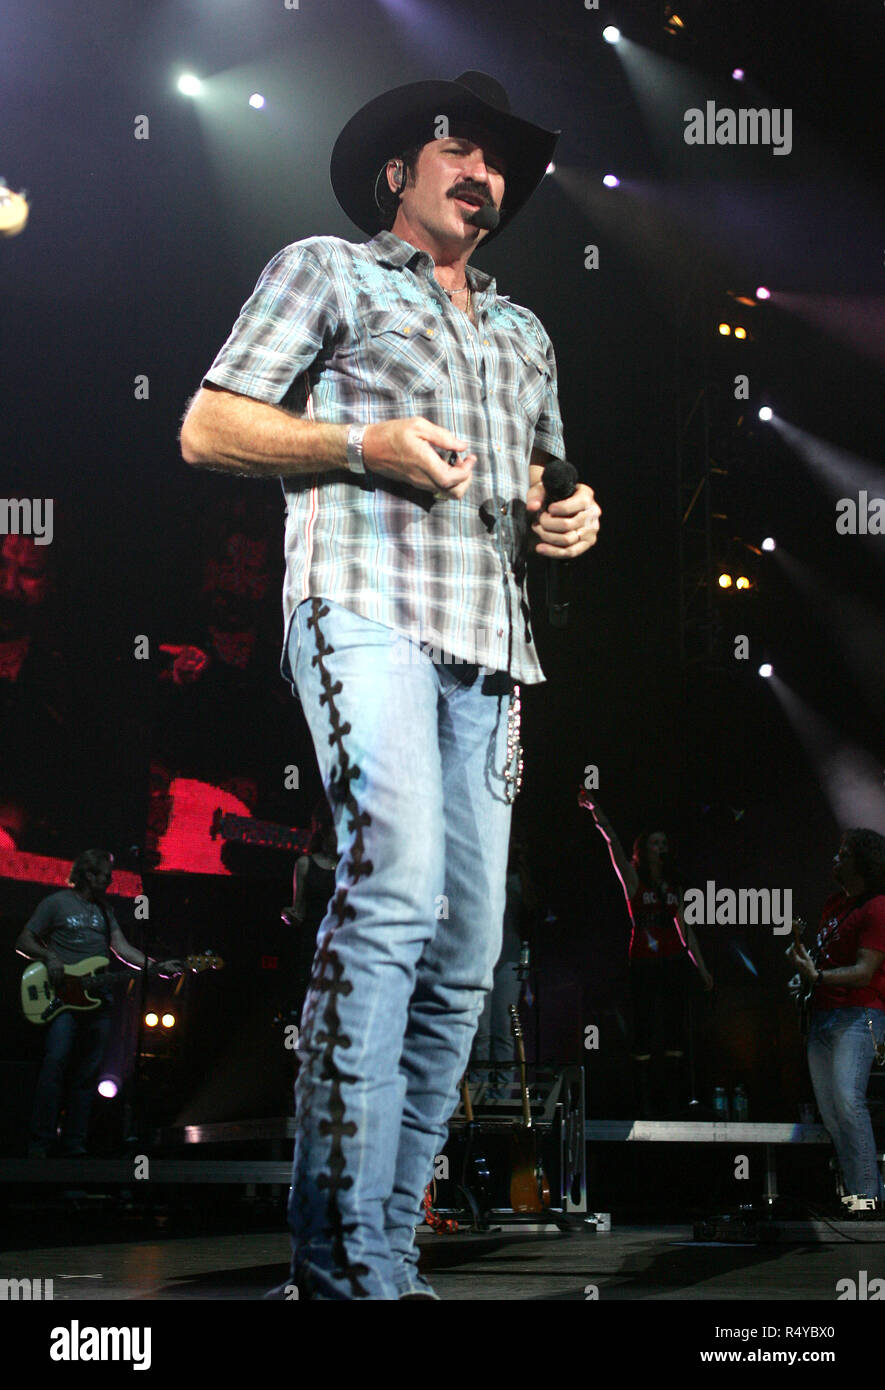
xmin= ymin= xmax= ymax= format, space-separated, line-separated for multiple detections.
xmin=467 ymin=202 xmax=500 ymax=231
xmin=540 ymin=458 xmax=579 ymax=628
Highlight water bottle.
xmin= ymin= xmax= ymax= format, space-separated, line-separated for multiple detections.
xmin=712 ymin=1085 xmax=729 ymax=1121
xmin=732 ymin=1083 xmax=749 ymax=1121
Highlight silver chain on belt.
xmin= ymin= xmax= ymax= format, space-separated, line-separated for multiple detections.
xmin=504 ymin=683 xmax=524 ymax=804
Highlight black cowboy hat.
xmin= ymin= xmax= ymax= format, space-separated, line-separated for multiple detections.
xmin=330 ymin=70 xmax=559 ymax=244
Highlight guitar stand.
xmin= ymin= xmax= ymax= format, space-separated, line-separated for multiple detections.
xmin=435 ymin=1064 xmax=587 ymax=1227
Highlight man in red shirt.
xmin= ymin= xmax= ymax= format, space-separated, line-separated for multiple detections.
xmin=790 ymin=829 xmax=885 ymax=1213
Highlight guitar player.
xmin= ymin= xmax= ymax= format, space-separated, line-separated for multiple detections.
xmin=788 ymin=829 xmax=885 ymax=1215
xmin=14 ymin=848 xmax=182 ymax=1157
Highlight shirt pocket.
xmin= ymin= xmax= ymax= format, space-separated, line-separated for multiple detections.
xmin=514 ymin=344 xmax=553 ymax=425
xmin=360 ymin=309 xmax=447 ymax=399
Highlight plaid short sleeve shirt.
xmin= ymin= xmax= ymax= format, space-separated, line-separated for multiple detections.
xmin=202 ymin=230 xmax=566 ymax=684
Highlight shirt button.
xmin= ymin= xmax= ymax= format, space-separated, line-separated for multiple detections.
xmin=497 ymin=628 xmax=504 ymax=637
xmin=426 ymin=329 xmax=435 ymax=336
xmin=403 ymin=326 xmax=411 ymax=335
xmin=483 ymin=339 xmax=490 ymax=346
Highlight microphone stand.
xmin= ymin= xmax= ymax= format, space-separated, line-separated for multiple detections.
xmin=685 ymin=990 xmax=701 ymax=1113
xmin=123 ymin=882 xmax=153 ymax=1153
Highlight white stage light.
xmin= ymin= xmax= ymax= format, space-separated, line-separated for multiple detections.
xmin=178 ymin=74 xmax=203 ymax=97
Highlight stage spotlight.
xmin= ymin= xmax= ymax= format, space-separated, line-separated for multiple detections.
xmin=664 ymin=9 xmax=686 ymax=36
xmin=718 ymin=322 xmax=732 ymax=336
xmin=602 ymin=26 xmax=621 ymax=44
xmin=161 ymin=1012 xmax=176 ymax=1029
xmin=718 ymin=573 xmax=733 ymax=588
xmin=758 ymin=663 xmax=773 ymax=678
xmin=734 ymin=326 xmax=747 ymax=340
xmin=758 ymin=406 xmax=773 ymax=422
xmin=177 ymin=74 xmax=203 ymax=97
xmin=249 ymin=93 xmax=265 ymax=109
xmin=602 ymin=174 xmax=620 ymax=188
xmin=756 ymin=286 xmax=771 ymax=300
xmin=761 ymin=536 xmax=776 ymax=551
xmin=145 ymin=1012 xmax=159 ymax=1028
xmin=732 ymin=68 xmax=745 ymax=82
xmin=97 ymin=1078 xmax=118 ymax=1099
xmin=545 ymin=162 xmax=556 ymax=175
xmin=735 ymin=575 xmax=751 ymax=590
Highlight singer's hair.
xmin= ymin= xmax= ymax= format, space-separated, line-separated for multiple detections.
xmin=376 ymin=145 xmax=422 ymax=230
xmin=69 ymin=848 xmax=113 ymax=889
xmin=842 ymin=829 xmax=885 ymax=895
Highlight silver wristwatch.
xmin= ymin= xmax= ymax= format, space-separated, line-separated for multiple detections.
xmin=346 ymin=424 xmax=368 ymax=475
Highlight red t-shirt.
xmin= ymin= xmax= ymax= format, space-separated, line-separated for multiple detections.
xmin=812 ymin=891 xmax=885 ymax=1010
xmin=629 ymin=880 xmax=685 ymax=961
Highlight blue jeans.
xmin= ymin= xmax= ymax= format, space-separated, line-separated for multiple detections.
xmin=807 ymin=1007 xmax=885 ymax=1198
xmin=30 ymin=1007 xmax=112 ymax=1153
xmin=286 ymin=598 xmax=515 ymax=1298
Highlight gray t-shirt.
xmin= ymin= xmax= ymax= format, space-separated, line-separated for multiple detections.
xmin=25 ymin=890 xmax=118 ymax=965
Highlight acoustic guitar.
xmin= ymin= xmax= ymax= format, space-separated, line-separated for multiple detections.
xmin=508 ymin=1003 xmax=551 ymax=1213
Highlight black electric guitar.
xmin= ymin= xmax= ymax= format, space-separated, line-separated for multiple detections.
xmin=788 ymin=917 xmax=815 ymax=1035
xmin=455 ymin=1076 xmax=493 ymax=1230
xmin=21 ymin=952 xmax=224 ymax=1025
xmin=508 ymin=1004 xmax=551 ymax=1214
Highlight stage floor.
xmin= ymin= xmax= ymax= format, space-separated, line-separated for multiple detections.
xmin=3 ymin=1224 xmax=884 ymax=1301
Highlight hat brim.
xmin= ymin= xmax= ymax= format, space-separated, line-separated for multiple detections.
xmin=330 ymin=78 xmax=559 ymax=244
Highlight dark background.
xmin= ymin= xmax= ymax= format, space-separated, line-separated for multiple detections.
xmin=2 ymin=0 xmax=883 ymax=1135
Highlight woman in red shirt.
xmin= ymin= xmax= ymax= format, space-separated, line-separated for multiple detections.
xmin=790 ymin=829 xmax=885 ymax=1212
xmin=582 ymin=794 xmax=713 ymax=1117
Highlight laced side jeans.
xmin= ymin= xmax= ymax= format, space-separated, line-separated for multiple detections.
xmin=285 ymin=598 xmax=515 ymax=1298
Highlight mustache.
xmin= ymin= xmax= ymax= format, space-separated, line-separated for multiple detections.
xmin=448 ymin=182 xmax=492 ymax=207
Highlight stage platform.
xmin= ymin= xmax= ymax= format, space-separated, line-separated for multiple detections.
xmin=2 ymin=1224 xmax=884 ymax=1301
xmin=585 ymin=1120 xmax=832 ymax=1208
xmin=0 ymin=1119 xmax=833 ymax=1197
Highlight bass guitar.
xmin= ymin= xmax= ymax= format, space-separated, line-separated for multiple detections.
xmin=21 ymin=952 xmax=224 ymax=1025
xmin=508 ymin=1003 xmax=551 ymax=1213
